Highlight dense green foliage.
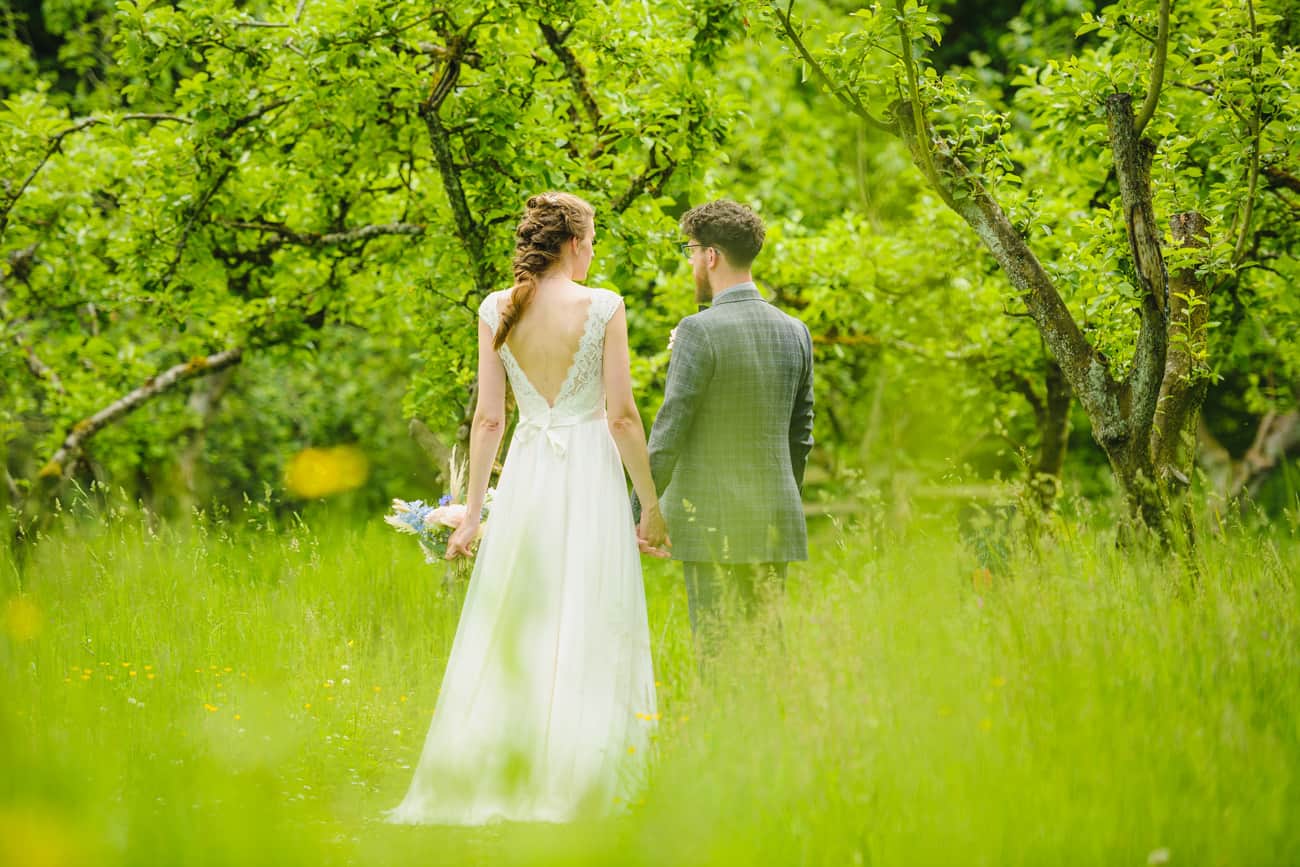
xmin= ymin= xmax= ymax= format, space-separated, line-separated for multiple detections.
xmin=3 ymin=0 xmax=1298 ymax=525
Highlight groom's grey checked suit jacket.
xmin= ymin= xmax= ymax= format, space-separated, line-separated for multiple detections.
xmin=647 ymin=283 xmax=814 ymax=564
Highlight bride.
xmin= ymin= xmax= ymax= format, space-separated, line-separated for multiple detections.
xmin=384 ymin=192 xmax=669 ymax=825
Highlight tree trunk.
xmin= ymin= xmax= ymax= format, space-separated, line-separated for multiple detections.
xmin=1100 ymin=92 xmax=1173 ymax=534
xmin=1151 ymin=212 xmax=1211 ymax=490
xmin=894 ymin=94 xmax=1172 ymax=533
xmin=1003 ymin=358 xmax=1072 ymax=512
xmin=174 ymin=366 xmax=236 ymax=515
xmin=1031 ymin=359 xmax=1072 ymax=510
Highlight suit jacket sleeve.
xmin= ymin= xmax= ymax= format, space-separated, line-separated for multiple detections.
xmin=788 ymin=321 xmax=815 ymax=493
xmin=647 ymin=317 xmax=714 ymax=498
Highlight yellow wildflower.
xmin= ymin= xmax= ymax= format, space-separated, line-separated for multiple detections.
xmin=3 ymin=596 xmax=43 ymax=641
xmin=284 ymin=445 xmax=369 ymax=499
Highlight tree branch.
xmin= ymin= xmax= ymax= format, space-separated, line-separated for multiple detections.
xmin=1133 ymin=0 xmax=1170 ymax=137
xmin=417 ymin=11 xmax=500 ymax=303
xmin=36 ymin=348 xmax=245 ymax=483
xmin=219 ymin=98 xmax=293 ymax=138
xmin=539 ymin=21 xmax=602 ymax=129
xmin=1119 ymin=17 xmax=1158 ymax=45
xmin=771 ymin=0 xmax=896 ymax=135
xmin=2 ymin=466 xmax=19 ymax=504
xmin=1229 ymin=408 xmax=1300 ymax=500
xmin=1002 ymin=371 xmax=1046 ymax=418
xmin=152 ymin=98 xmax=292 ymax=291
xmin=1232 ymin=0 xmax=1262 ymax=266
xmin=217 ymin=220 xmax=426 ymax=247
xmin=157 ymin=164 xmax=236 ymax=291
xmin=14 ymin=336 xmax=66 ymax=394
xmin=611 ymin=143 xmax=679 ymax=214
xmin=1263 ymin=165 xmax=1300 ymax=194
xmin=894 ymin=0 xmax=938 ymax=185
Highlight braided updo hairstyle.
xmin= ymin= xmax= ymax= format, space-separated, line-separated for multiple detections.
xmin=493 ymin=192 xmax=595 ymax=351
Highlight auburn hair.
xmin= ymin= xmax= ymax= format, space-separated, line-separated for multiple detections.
xmin=493 ymin=192 xmax=595 ymax=351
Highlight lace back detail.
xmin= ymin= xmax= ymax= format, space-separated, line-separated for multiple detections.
xmin=478 ymin=288 xmax=622 ymax=417
xmin=552 ymin=289 xmax=621 ymax=412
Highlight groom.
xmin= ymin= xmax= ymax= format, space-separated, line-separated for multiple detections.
xmin=642 ymin=199 xmax=814 ymax=660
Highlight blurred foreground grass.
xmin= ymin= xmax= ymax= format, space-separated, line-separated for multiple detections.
xmin=2 ymin=500 xmax=1298 ymax=866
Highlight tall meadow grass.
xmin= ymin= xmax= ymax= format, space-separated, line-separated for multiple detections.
xmin=2 ymin=496 xmax=1297 ymax=866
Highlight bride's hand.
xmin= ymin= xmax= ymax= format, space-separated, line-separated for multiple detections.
xmin=445 ymin=517 xmax=481 ymax=560
xmin=637 ymin=502 xmax=670 ymax=558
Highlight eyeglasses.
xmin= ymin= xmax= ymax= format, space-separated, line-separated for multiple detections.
xmin=680 ymin=243 xmax=710 ymax=259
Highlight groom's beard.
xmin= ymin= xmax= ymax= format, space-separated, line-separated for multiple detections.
xmin=693 ymin=270 xmax=712 ymax=306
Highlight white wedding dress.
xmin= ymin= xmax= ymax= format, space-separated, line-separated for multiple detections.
xmin=384 ymin=288 xmax=658 ymax=825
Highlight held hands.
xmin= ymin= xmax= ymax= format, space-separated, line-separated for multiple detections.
xmin=448 ymin=507 xmax=666 ymax=559
xmin=637 ymin=501 xmax=671 ymax=559
xmin=445 ymin=516 xmax=481 ymax=560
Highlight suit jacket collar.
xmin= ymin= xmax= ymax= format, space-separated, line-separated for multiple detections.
xmin=711 ymin=282 xmax=762 ymax=306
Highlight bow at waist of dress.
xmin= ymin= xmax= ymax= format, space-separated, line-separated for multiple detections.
xmin=515 ymin=406 xmax=607 ymax=455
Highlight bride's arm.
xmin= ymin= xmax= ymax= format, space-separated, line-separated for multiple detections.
xmin=447 ymin=318 xmax=507 ymax=558
xmin=603 ymin=304 xmax=668 ymax=549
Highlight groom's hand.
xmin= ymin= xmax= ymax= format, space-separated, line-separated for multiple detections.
xmin=637 ymin=503 xmax=671 ymax=559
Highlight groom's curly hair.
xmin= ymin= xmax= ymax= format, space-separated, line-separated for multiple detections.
xmin=680 ymin=200 xmax=765 ymax=267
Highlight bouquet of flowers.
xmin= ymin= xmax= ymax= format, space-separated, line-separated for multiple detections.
xmin=384 ymin=447 xmax=494 ymax=581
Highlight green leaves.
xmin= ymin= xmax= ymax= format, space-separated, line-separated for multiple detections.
xmin=1 ymin=0 xmax=741 ymax=505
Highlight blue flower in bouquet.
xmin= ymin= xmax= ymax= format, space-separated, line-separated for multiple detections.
xmin=387 ymin=499 xmax=436 ymax=534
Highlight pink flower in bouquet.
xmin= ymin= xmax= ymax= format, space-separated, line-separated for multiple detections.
xmin=426 ymin=504 xmax=467 ymax=529
xmin=426 ymin=503 xmax=486 ymax=540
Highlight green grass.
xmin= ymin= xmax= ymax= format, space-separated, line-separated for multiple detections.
xmin=2 ymin=501 xmax=1298 ymax=866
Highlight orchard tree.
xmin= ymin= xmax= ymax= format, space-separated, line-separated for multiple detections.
xmin=769 ymin=0 xmax=1299 ymax=535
